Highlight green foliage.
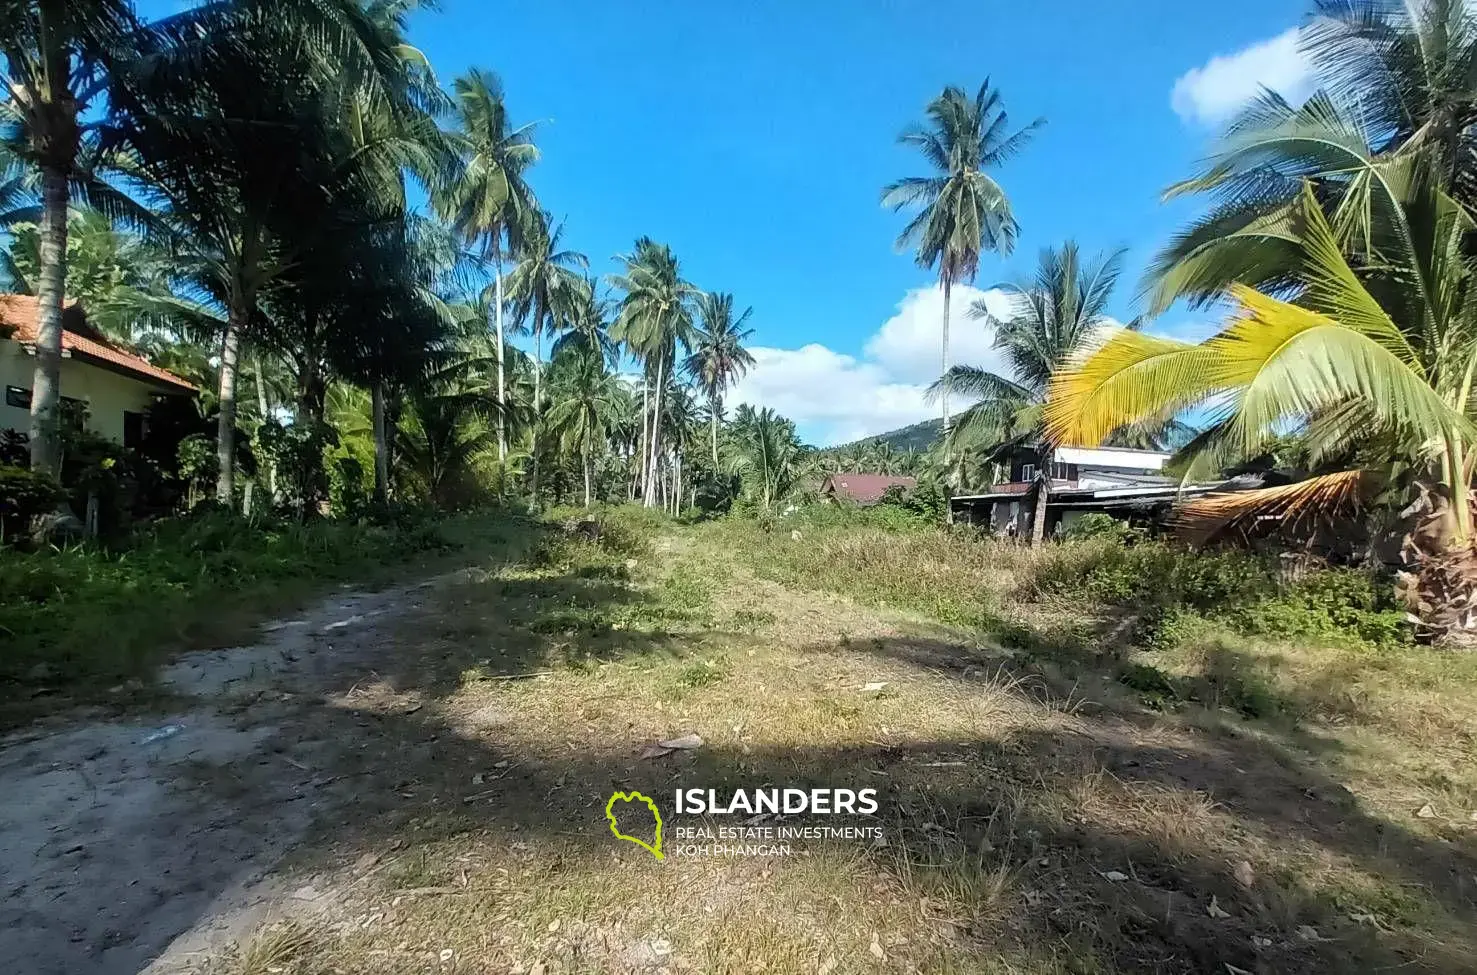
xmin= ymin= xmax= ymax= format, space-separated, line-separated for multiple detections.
xmin=1032 ymin=540 xmax=1410 ymax=649
xmin=329 ymin=455 xmax=370 ymax=520
xmin=1060 ymin=512 xmax=1142 ymax=543
xmin=0 ymin=508 xmax=484 ymax=697
xmin=176 ymin=434 xmax=218 ymax=501
xmin=256 ymin=418 xmax=338 ymax=514
xmin=0 ymin=465 xmax=65 ymax=541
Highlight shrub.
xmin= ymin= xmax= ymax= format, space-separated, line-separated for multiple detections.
xmin=1060 ymin=512 xmax=1143 ymax=543
xmin=1031 ymin=539 xmax=1410 ymax=649
xmin=0 ymin=465 xmax=66 ymax=542
xmin=0 ymin=507 xmax=482 ymax=698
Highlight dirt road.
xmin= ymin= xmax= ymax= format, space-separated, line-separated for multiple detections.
xmin=0 ymin=575 xmax=456 ymax=975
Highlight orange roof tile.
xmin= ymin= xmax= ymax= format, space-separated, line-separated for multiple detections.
xmin=0 ymin=294 xmax=196 ymax=393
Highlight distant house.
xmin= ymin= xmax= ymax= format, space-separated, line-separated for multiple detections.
xmin=0 ymin=295 xmax=196 ymax=449
xmin=950 ymin=444 xmax=1234 ymax=536
xmin=820 ymin=473 xmax=917 ymax=506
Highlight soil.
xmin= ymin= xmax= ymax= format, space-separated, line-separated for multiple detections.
xmin=0 ymin=574 xmax=462 ymax=975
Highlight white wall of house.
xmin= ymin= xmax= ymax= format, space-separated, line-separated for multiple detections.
xmin=1 ymin=339 xmax=160 ymax=444
xmin=1056 ymin=445 xmax=1170 ymax=472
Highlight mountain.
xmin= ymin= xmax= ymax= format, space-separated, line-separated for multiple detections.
xmin=830 ymin=418 xmax=942 ymax=454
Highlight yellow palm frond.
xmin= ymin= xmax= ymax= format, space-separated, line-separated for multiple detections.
xmin=1043 ymin=329 xmax=1217 ymax=446
xmin=1294 ymin=183 xmax=1422 ymax=368
xmin=1209 ymin=285 xmax=1464 ymax=455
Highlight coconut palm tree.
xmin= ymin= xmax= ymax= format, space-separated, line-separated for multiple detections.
xmin=1147 ymin=0 xmax=1477 ymax=314
xmin=435 ymin=68 xmax=537 ymax=461
xmin=686 ymin=292 xmax=756 ymax=467
xmin=658 ymin=377 xmax=702 ymax=513
xmin=506 ymin=209 xmax=586 ymax=504
xmin=609 ymin=237 xmax=699 ymax=507
xmin=553 ymin=276 xmax=618 ymax=363
xmin=731 ymin=406 xmax=802 ymax=511
xmin=547 ymin=344 xmax=622 ymax=506
xmin=882 ymin=81 xmax=1043 ymax=441
xmin=111 ymin=0 xmax=443 ymax=504
xmin=0 ymin=0 xmax=149 ymax=473
xmin=933 ymin=242 xmax=1149 ymax=542
xmin=1048 ymin=177 xmax=1477 ymax=640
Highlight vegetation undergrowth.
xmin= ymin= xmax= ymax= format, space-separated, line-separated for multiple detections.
xmin=0 ymin=506 xmax=530 ymax=718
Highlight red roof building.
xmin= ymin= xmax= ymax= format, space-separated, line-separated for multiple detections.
xmin=820 ymin=473 xmax=917 ymax=506
xmin=1 ymin=295 xmax=196 ymax=448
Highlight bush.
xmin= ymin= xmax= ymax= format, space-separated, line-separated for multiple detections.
xmin=1031 ymin=539 xmax=1410 ymax=649
xmin=1060 ymin=512 xmax=1143 ymax=543
xmin=0 ymin=465 xmax=66 ymax=542
xmin=0 ymin=507 xmax=484 ymax=698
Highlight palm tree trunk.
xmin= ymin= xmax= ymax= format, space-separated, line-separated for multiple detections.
xmin=254 ymin=354 xmax=269 ymax=417
xmin=215 ymin=310 xmax=245 ymax=505
xmin=710 ymin=395 xmax=720 ymax=468
xmin=28 ymin=166 xmax=70 ymax=476
xmin=372 ymin=380 xmax=389 ymax=505
xmin=637 ymin=379 xmax=650 ymax=501
xmin=531 ymin=324 xmax=542 ymax=506
xmin=583 ymin=444 xmax=592 ymax=507
xmin=493 ymin=242 xmax=507 ymax=462
xmin=675 ymin=450 xmax=683 ymax=515
xmin=646 ymin=355 xmax=665 ymax=507
xmin=1443 ymin=434 xmax=1472 ymax=543
xmin=255 ymin=353 xmax=278 ymax=499
xmin=1030 ymin=447 xmax=1052 ymax=546
xmin=940 ymin=277 xmax=952 ymax=454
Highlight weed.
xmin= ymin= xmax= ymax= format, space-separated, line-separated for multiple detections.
xmin=675 ymin=658 xmax=728 ymax=688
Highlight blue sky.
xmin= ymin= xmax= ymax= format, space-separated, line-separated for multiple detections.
xmin=145 ymin=0 xmax=1314 ymax=444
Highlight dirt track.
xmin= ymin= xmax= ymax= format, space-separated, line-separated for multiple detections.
xmin=0 ymin=575 xmax=454 ymax=975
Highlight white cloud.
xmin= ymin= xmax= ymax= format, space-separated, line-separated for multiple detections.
xmin=863 ymin=284 xmax=1013 ymax=384
xmin=728 ymin=284 xmax=1020 ymax=446
xmin=1171 ymin=28 xmax=1314 ymax=127
xmin=727 ymin=344 xmax=934 ymax=446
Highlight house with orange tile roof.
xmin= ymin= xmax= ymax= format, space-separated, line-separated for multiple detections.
xmin=0 ymin=295 xmax=197 ymax=449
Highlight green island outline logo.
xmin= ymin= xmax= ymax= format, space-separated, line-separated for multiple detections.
xmin=605 ymin=790 xmax=664 ymax=860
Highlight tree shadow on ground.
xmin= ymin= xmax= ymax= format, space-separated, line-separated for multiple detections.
xmin=203 ymin=601 xmax=1476 ymax=974
xmin=100 ymin=531 xmax=1477 ymax=975
xmin=263 ymin=705 xmax=1476 ymax=973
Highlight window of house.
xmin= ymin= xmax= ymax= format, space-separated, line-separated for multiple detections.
xmin=1020 ymin=463 xmax=1036 ymax=483
xmin=1052 ymin=460 xmax=1072 ymax=480
xmin=59 ymin=396 xmax=87 ymax=431
xmin=5 ymin=385 xmax=29 ymax=409
xmin=124 ymin=411 xmax=145 ymax=449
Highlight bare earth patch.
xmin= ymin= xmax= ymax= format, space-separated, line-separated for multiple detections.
xmin=4 ymin=519 xmax=1475 ymax=974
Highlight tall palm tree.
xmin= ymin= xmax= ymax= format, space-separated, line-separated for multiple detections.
xmin=506 ymin=209 xmax=586 ymax=504
xmin=1048 ymin=178 xmax=1477 ymax=639
xmin=882 ymin=81 xmax=1043 ymax=442
xmin=610 ymin=237 xmax=699 ymax=507
xmin=658 ymin=377 xmax=702 ymax=513
xmin=686 ymin=292 xmax=756 ymax=467
xmin=553 ymin=276 xmax=618 ymax=363
xmin=1 ymin=0 xmax=145 ymax=474
xmin=112 ymin=0 xmax=443 ymax=504
xmin=435 ymin=68 xmax=537 ymax=461
xmin=934 ymin=243 xmax=1156 ymax=542
xmin=548 ymin=344 xmax=621 ymax=506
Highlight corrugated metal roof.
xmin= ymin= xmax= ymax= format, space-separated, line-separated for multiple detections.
xmin=821 ymin=473 xmax=917 ymax=505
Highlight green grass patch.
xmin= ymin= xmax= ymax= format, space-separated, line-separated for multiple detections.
xmin=0 ymin=507 xmax=533 ymax=712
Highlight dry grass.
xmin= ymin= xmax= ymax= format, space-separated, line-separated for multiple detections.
xmin=208 ymin=515 xmax=1477 ymax=974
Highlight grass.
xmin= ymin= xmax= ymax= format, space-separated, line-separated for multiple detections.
xmin=98 ymin=508 xmax=1477 ymax=972
xmin=0 ymin=506 xmax=536 ymax=725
